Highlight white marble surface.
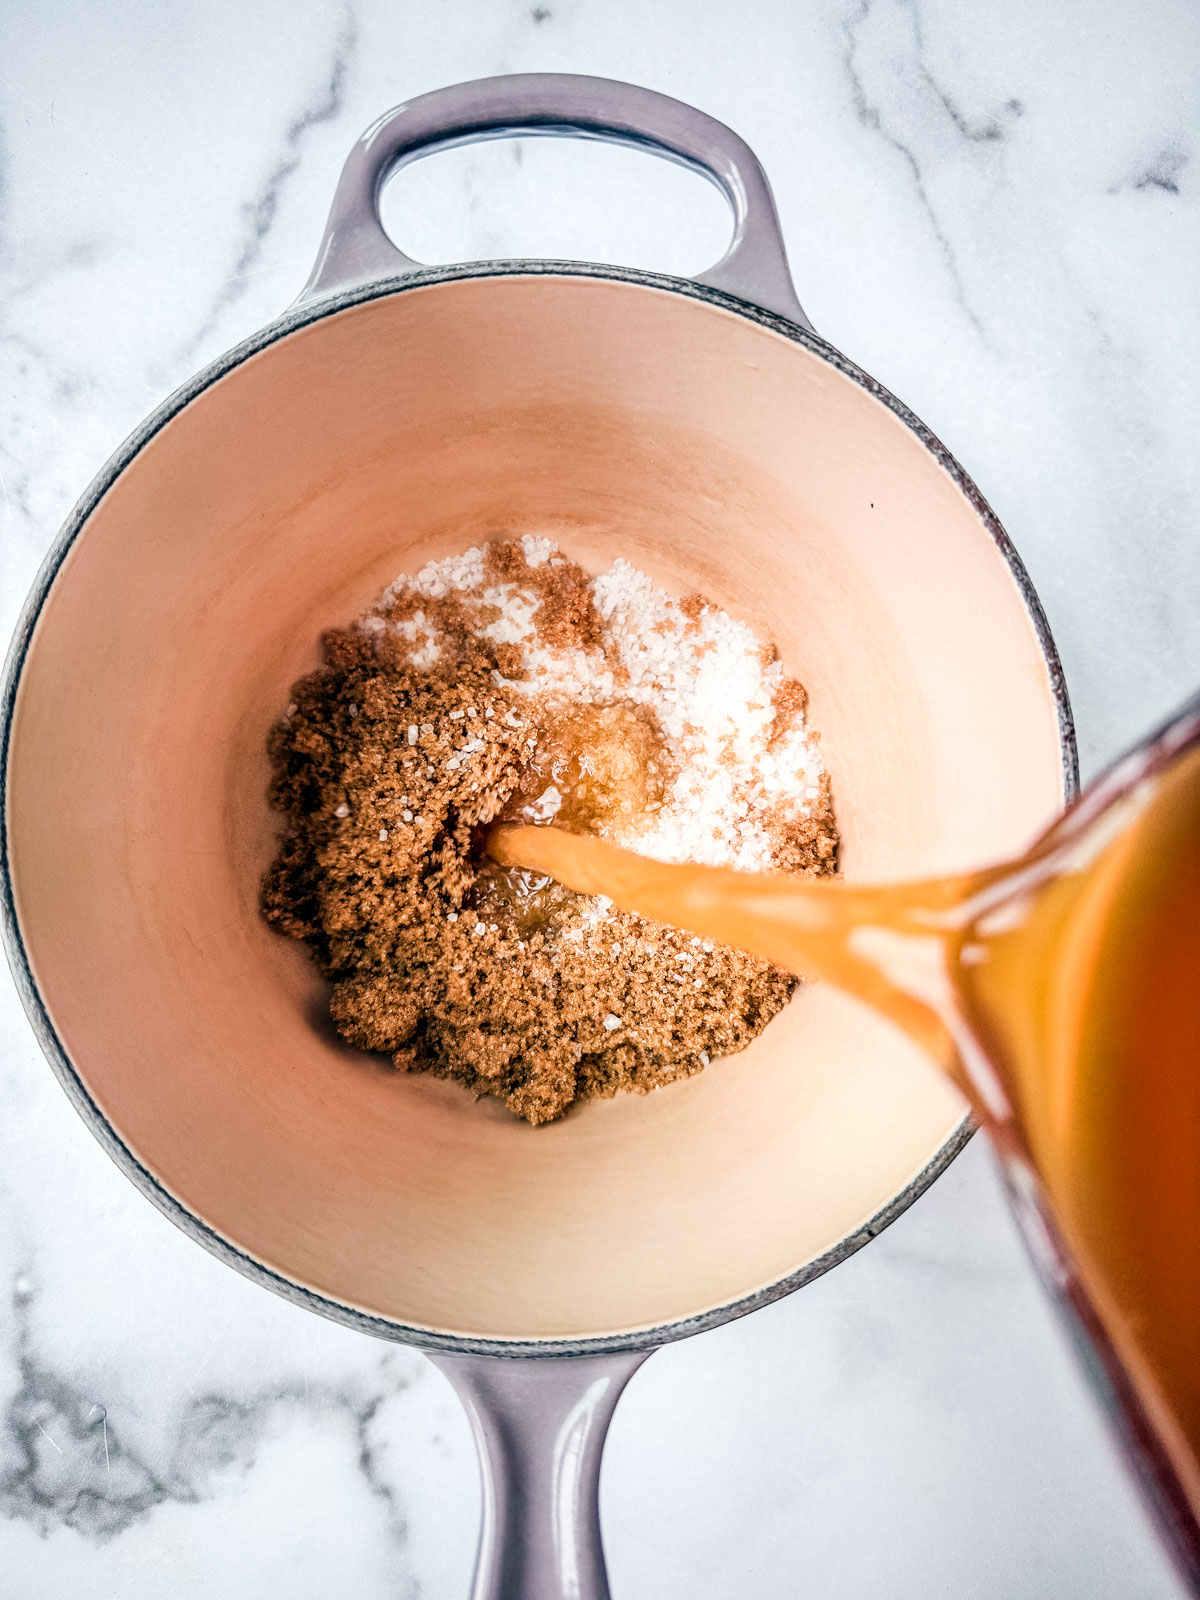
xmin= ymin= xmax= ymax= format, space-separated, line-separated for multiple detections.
xmin=2 ymin=1 xmax=1198 ymax=1594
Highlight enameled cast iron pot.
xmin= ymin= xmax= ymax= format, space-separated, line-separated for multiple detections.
xmin=1 ymin=76 xmax=1075 ymax=1598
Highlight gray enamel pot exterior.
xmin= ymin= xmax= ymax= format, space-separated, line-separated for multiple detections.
xmin=1 ymin=76 xmax=1076 ymax=1600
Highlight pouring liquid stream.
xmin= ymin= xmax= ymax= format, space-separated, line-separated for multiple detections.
xmin=487 ymin=712 xmax=1200 ymax=1558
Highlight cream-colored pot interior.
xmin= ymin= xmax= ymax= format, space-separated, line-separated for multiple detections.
xmin=7 ymin=274 xmax=1066 ymax=1341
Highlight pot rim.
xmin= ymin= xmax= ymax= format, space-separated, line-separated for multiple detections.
xmin=0 ymin=258 xmax=1076 ymax=1357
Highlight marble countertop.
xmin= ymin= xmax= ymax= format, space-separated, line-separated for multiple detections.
xmin=2 ymin=1 xmax=1198 ymax=1594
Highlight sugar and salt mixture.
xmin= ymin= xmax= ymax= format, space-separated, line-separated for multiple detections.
xmin=363 ymin=534 xmax=829 ymax=871
xmin=262 ymin=537 xmax=838 ymax=1124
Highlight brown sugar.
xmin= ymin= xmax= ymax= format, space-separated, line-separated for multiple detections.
xmin=261 ymin=539 xmax=839 ymax=1124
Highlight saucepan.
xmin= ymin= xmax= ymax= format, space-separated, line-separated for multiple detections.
xmin=1 ymin=75 xmax=1074 ymax=1596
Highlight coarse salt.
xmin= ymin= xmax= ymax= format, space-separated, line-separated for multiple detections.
xmin=364 ymin=538 xmax=826 ymax=876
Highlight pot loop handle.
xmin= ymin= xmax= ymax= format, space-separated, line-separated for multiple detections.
xmin=299 ymin=72 xmax=813 ymax=329
xmin=430 ymin=1349 xmax=652 ymax=1600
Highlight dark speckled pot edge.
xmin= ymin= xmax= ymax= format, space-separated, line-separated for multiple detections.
xmin=0 ymin=260 xmax=1077 ymax=1359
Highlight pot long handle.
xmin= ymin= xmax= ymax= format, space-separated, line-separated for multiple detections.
xmin=429 ymin=1348 xmax=651 ymax=1600
xmin=298 ymin=72 xmax=811 ymax=328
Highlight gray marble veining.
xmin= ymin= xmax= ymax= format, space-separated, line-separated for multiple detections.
xmin=178 ymin=9 xmax=360 ymax=364
xmin=1 ymin=1272 xmax=417 ymax=1550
